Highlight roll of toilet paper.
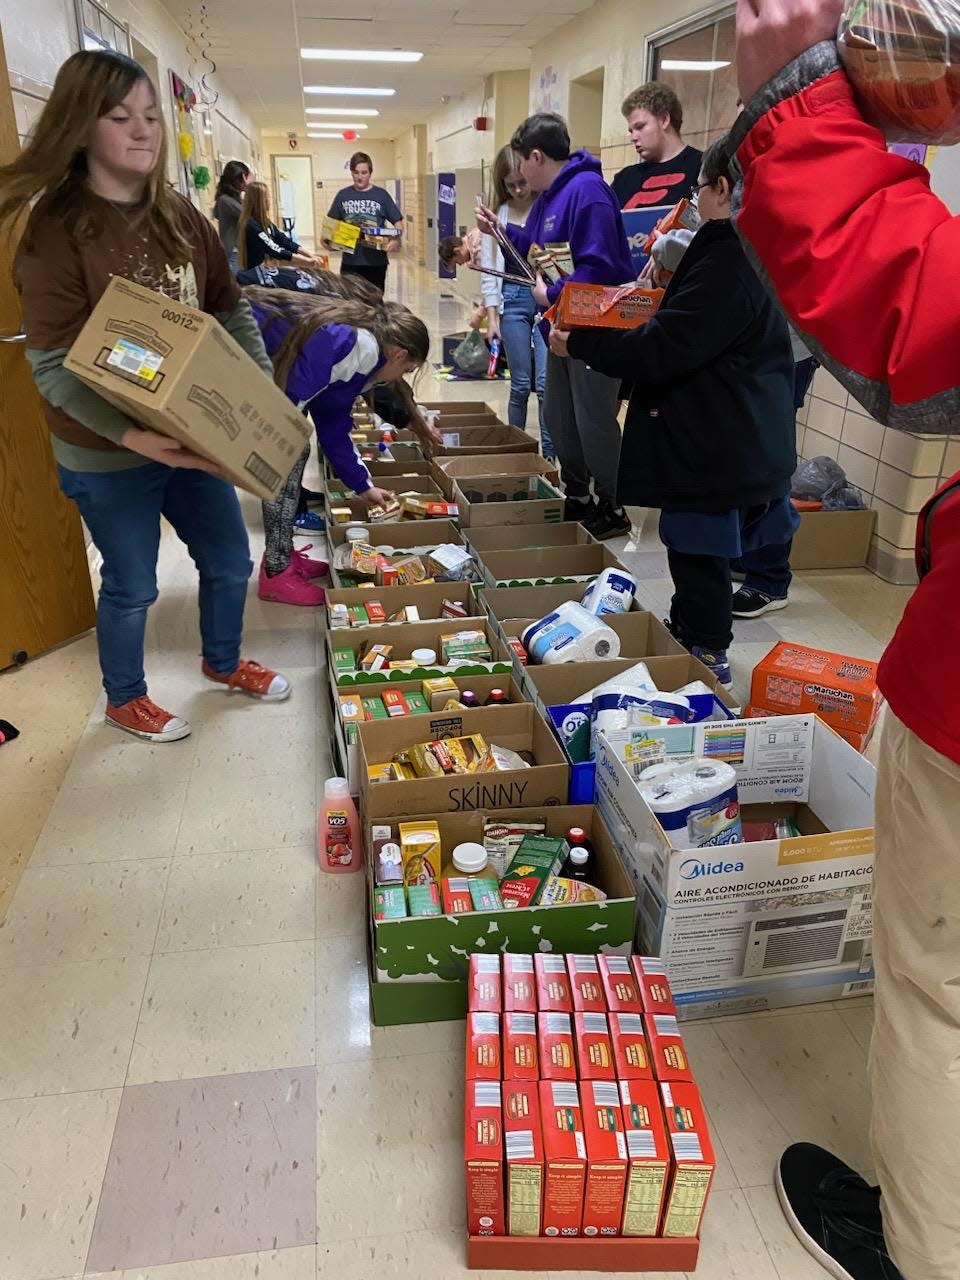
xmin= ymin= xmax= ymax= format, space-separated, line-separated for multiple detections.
xmin=637 ymin=757 xmax=742 ymax=849
xmin=521 ymin=602 xmax=620 ymax=665
xmin=590 ymin=690 xmax=690 ymax=757
xmin=580 ymin=568 xmax=639 ymax=616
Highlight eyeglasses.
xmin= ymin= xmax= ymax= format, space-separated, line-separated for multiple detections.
xmin=690 ymin=180 xmax=712 ymax=208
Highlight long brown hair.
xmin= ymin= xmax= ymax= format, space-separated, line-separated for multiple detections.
xmin=0 ymin=50 xmax=189 ymax=256
xmin=489 ymin=144 xmax=523 ymax=208
xmin=236 ymin=180 xmax=271 ymax=268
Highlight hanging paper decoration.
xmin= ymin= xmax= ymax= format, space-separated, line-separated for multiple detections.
xmin=184 ymin=4 xmax=220 ymax=108
xmin=192 ymin=165 xmax=211 ymax=190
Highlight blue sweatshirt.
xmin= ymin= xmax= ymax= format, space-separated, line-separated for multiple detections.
xmin=505 ymin=151 xmax=634 ymax=305
xmin=253 ymin=306 xmax=384 ymax=494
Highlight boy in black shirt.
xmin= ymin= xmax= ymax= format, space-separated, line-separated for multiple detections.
xmin=612 ymin=83 xmax=702 ymax=211
xmin=326 ymin=151 xmax=403 ymax=293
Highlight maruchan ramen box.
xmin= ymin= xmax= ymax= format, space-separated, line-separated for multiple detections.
xmin=645 ymin=1014 xmax=695 ymax=1085
xmin=618 ymin=1080 xmax=670 ymax=1237
xmin=581 ymin=1079 xmax=629 ymax=1237
xmin=550 ymin=281 xmax=665 ymax=330
xmin=535 ymin=953 xmax=574 ymax=1013
xmin=503 ymin=1012 xmax=539 ymax=1082
xmin=538 ymin=1011 xmax=577 ymax=1082
xmin=466 ymin=1012 xmax=501 ymax=1081
xmin=502 ymin=1081 xmax=545 ymax=1237
xmin=632 ymin=957 xmax=678 ymax=1017
xmin=574 ymin=1012 xmax=616 ymax=1082
xmin=502 ymin=954 xmax=537 ymax=1013
xmin=568 ymin=954 xmax=608 ymax=1013
xmin=749 ymin=641 xmax=881 ymax=736
xmin=610 ymin=1013 xmax=655 ymax=1083
xmin=660 ymin=1081 xmax=716 ymax=1238
xmin=538 ymin=1080 xmax=587 ymax=1238
xmin=599 ymin=955 xmax=644 ymax=1014
xmin=469 ymin=953 xmax=502 ymax=1013
xmin=464 ymin=1079 xmax=505 ymax=1236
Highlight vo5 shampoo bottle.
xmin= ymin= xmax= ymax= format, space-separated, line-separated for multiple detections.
xmin=318 ymin=777 xmax=362 ymax=873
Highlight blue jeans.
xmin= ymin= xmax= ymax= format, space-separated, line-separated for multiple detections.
xmin=58 ymin=463 xmax=253 ymax=706
xmin=500 ymin=283 xmax=554 ymax=459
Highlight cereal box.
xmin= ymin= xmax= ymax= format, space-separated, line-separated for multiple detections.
xmin=538 ymin=1011 xmax=577 ymax=1082
xmin=660 ymin=1081 xmax=716 ymax=1237
xmin=568 ymin=954 xmax=608 ymax=1013
xmin=581 ymin=1079 xmax=629 ymax=1236
xmin=618 ymin=1079 xmax=670 ymax=1237
xmin=645 ymin=1014 xmax=695 ymax=1084
xmin=599 ymin=955 xmax=644 ymax=1013
xmin=503 ymin=954 xmax=537 ymax=1013
xmin=464 ymin=1079 xmax=505 ymax=1236
xmin=575 ymin=1011 xmax=616 ymax=1082
xmin=538 ymin=1080 xmax=587 ymax=1237
xmin=502 ymin=1081 xmax=545 ymax=1237
xmin=610 ymin=1012 xmax=655 ymax=1083
xmin=632 ymin=956 xmax=678 ymax=1017
xmin=535 ymin=953 xmax=573 ymax=1013
xmin=469 ymin=953 xmax=501 ymax=1012
xmin=503 ymin=1012 xmax=539 ymax=1082
xmin=466 ymin=1011 xmax=501 ymax=1081
xmin=749 ymin=641 xmax=881 ymax=735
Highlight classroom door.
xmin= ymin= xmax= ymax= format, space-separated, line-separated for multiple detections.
xmin=0 ymin=27 xmax=95 ymax=670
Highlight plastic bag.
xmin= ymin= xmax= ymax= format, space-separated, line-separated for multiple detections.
xmin=839 ymin=0 xmax=960 ymax=143
xmin=822 ymin=482 xmax=867 ymax=510
xmin=451 ymin=329 xmax=490 ymax=376
xmin=791 ymin=456 xmax=848 ymax=500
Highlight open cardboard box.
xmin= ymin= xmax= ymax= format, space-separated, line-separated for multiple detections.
xmin=363 ymin=459 xmax=432 ymax=479
xmin=428 ymin=424 xmax=538 ymax=457
xmin=790 ymin=509 xmax=877 ymax=570
xmin=596 ymin=714 xmax=877 ymax=1020
xmin=326 ymin=519 xmax=467 ymax=587
xmin=323 ymin=440 xmax=424 ymax=479
xmin=64 ymin=277 xmax=311 ymax=500
xmin=467 ymin=523 xmax=597 ymax=555
xmin=420 ymin=399 xmax=500 ymax=415
xmin=431 ymin=453 xmax=560 ymax=497
xmin=480 ymin=544 xmax=625 ymax=586
xmin=481 ymin=583 xmax=637 ymax=627
xmin=325 ymin=476 xmax=454 ymax=526
xmin=452 ymin=474 xmax=564 ymax=528
xmin=326 ymin=581 xmax=479 ymax=630
xmin=364 ymin=803 xmax=635 ymax=1022
xmin=328 ymin=615 xmax=513 ymax=692
xmin=358 ymin=701 xmax=569 ymax=821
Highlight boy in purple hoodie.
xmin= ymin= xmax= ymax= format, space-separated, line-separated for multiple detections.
xmin=478 ymin=113 xmax=635 ymax=539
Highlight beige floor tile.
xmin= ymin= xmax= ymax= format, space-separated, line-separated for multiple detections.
xmin=714 ymin=1009 xmax=872 ymax=1175
xmin=61 ymin=721 xmax=196 ymax=790
xmin=838 ymin=1002 xmax=875 ymax=1051
xmin=315 ymin=1049 xmax=464 ymax=1242
xmin=744 ymin=1183 xmax=834 ymax=1280
xmin=0 ymin=860 xmax=169 ymax=967
xmin=0 ymin=956 xmax=149 ymax=1098
xmin=317 ymin=1227 xmax=600 ymax=1280
xmin=87 ymin=1244 xmax=317 ymax=1280
xmin=0 ymin=787 xmax=60 ymax=922
xmin=0 ymin=727 xmax=81 ymax=791
xmin=156 ymin=848 xmax=315 ymax=952
xmin=314 ymin=865 xmax=366 ymax=938
xmin=176 ymin=768 xmax=316 ymax=855
xmin=31 ymin=781 xmax=185 ymax=867
xmin=315 ymin=933 xmax=464 ymax=1066
xmin=188 ymin=713 xmax=318 ymax=780
xmin=0 ymin=1088 xmax=121 ymax=1280
xmin=127 ymin=940 xmax=315 ymax=1084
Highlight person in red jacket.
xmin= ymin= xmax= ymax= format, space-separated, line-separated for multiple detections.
xmin=734 ymin=3 xmax=960 ymax=1278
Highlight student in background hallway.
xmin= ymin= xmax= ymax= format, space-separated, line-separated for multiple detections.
xmin=479 ymin=145 xmax=555 ymax=461
xmin=212 ymin=159 xmax=250 ymax=271
xmin=478 ymin=113 xmax=634 ymax=539
xmin=612 ymin=82 xmax=703 ymax=210
xmin=326 ymin=152 xmax=403 ymax=294
xmin=237 ymin=181 xmax=321 ymax=273
xmin=4 ymin=49 xmax=292 ymax=744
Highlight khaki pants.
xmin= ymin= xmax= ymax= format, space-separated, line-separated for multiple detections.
xmin=871 ymin=710 xmax=960 ymax=1279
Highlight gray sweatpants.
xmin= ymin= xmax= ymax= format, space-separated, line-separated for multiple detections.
xmin=542 ymin=351 xmax=622 ymax=505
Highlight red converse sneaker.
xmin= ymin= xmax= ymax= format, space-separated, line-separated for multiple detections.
xmin=258 ymin=559 xmax=326 ymax=606
xmin=292 ymin=545 xmax=330 ymax=579
xmin=201 ymin=659 xmax=292 ymax=701
xmin=105 ymin=695 xmax=191 ymax=742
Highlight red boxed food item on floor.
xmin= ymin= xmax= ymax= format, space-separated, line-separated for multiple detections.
xmin=538 ymin=1011 xmax=577 ymax=1082
xmin=464 ymin=1079 xmax=505 ymax=1236
xmin=567 ymin=954 xmax=608 ymax=1013
xmin=535 ymin=953 xmax=574 ymax=1012
xmin=466 ymin=1011 xmax=501 ymax=1081
xmin=574 ymin=1012 xmax=617 ymax=1082
xmin=749 ymin=641 xmax=881 ymax=736
xmin=632 ymin=956 xmax=678 ymax=1017
xmin=610 ymin=1012 xmax=655 ymax=1083
xmin=645 ymin=1014 xmax=695 ymax=1085
xmin=503 ymin=1080 xmax=545 ymax=1237
xmin=503 ymin=954 xmax=538 ymax=1013
xmin=503 ymin=1012 xmax=539 ymax=1082
xmin=538 ymin=1079 xmax=587 ymax=1237
xmin=599 ymin=954 xmax=644 ymax=1013
xmin=619 ymin=1079 xmax=671 ymax=1237
xmin=468 ymin=953 xmax=502 ymax=1013
xmin=660 ymin=1081 xmax=716 ymax=1238
xmin=581 ymin=1079 xmax=629 ymax=1237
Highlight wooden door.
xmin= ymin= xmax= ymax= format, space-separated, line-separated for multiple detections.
xmin=0 ymin=28 xmax=95 ymax=670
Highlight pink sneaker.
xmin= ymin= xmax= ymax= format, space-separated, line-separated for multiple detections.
xmin=292 ymin=545 xmax=329 ymax=579
xmin=258 ymin=558 xmax=326 ymax=606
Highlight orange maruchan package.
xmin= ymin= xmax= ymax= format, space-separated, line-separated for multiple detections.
xmin=503 ymin=1012 xmax=539 ymax=1083
xmin=466 ymin=1011 xmax=501 ymax=1081
xmin=660 ymin=1081 xmax=716 ymax=1238
xmin=749 ymin=641 xmax=881 ymax=735
xmin=599 ymin=955 xmax=644 ymax=1014
xmin=502 ymin=1081 xmax=545 ymax=1237
xmin=618 ymin=1079 xmax=670 ymax=1237
xmin=645 ymin=1014 xmax=695 ymax=1085
xmin=535 ymin=953 xmax=574 ymax=1012
xmin=610 ymin=1012 xmax=655 ymax=1083
xmin=503 ymin=954 xmax=537 ymax=1013
xmin=574 ymin=1012 xmax=616 ymax=1082
xmin=464 ymin=1079 xmax=505 ymax=1236
xmin=632 ymin=956 xmax=678 ymax=1017
xmin=581 ymin=1079 xmax=629 ymax=1237
xmin=567 ymin=954 xmax=608 ymax=1013
xmin=538 ymin=1011 xmax=577 ymax=1082
xmin=468 ymin=953 xmax=502 ymax=1013
xmin=538 ymin=1080 xmax=587 ymax=1238
xmin=551 ymin=282 xmax=664 ymax=330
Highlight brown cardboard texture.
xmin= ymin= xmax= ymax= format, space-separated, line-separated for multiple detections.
xmin=429 ymin=424 xmax=537 ymax=456
xmin=789 ymin=509 xmax=877 ymax=570
xmin=358 ymin=703 xmax=568 ymax=818
xmin=420 ymin=399 xmax=500 ymax=415
xmin=466 ymin=523 xmax=596 ymax=555
xmin=64 ymin=276 xmax=311 ymax=500
xmin=431 ymin=453 xmax=560 ymax=496
xmin=325 ymin=582 xmax=478 ymax=628
xmin=327 ymin=518 xmax=463 ymax=553
xmin=500 ymin=613 xmax=686 ymax=672
xmin=328 ymin=617 xmax=507 ymax=689
xmin=525 ymin=654 xmax=735 ymax=714
xmin=452 ymin=475 xmax=564 ymax=528
xmin=480 ymin=544 xmax=626 ymax=586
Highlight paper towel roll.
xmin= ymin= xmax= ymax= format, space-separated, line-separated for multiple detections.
xmin=638 ymin=757 xmax=742 ymax=849
xmin=521 ymin=602 xmax=620 ymax=665
xmin=580 ymin=568 xmax=639 ymax=616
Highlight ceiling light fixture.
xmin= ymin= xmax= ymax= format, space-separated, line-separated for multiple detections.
xmin=306 ymin=122 xmax=368 ymax=130
xmin=304 ymin=85 xmax=395 ymax=96
xmin=306 ymin=132 xmax=343 ymax=139
xmin=659 ymin=59 xmax=731 ymax=71
xmin=300 ymin=48 xmax=423 ymax=62
xmin=306 ymin=107 xmax=379 ymax=116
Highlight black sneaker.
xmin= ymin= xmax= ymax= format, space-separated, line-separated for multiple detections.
xmin=301 ymin=486 xmax=325 ymax=506
xmin=776 ymin=1144 xmax=905 ymax=1280
xmin=586 ymin=502 xmax=631 ymax=541
xmin=563 ymin=496 xmax=597 ymax=524
xmin=732 ymin=586 xmax=789 ymax=619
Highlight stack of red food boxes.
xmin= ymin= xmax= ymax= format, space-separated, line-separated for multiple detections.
xmin=464 ymin=952 xmax=715 ymax=1242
